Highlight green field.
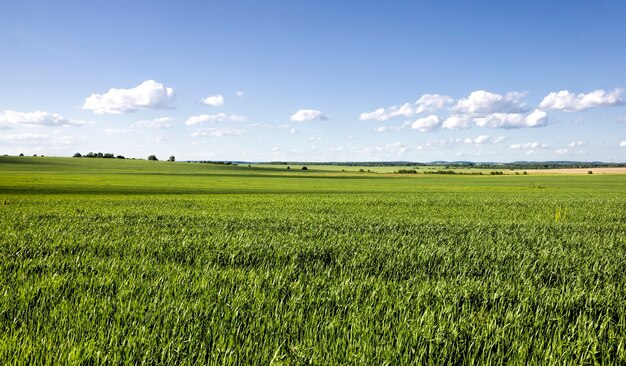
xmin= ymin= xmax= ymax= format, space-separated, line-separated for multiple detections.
xmin=1 ymin=156 xmax=625 ymax=364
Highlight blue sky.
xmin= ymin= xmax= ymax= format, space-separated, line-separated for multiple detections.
xmin=1 ymin=1 xmax=625 ymax=162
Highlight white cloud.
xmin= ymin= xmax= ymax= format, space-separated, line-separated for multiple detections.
xmin=359 ymin=107 xmax=389 ymax=121
xmin=83 ymin=80 xmax=175 ymax=114
xmin=201 ymin=94 xmax=224 ymax=106
xmin=524 ymin=109 xmax=549 ymax=127
xmin=191 ymin=128 xmax=247 ymax=137
xmin=474 ymin=109 xmax=548 ymax=129
xmin=235 ymin=91 xmax=245 ymax=98
xmin=0 ymin=110 xmax=90 ymax=127
xmin=415 ymin=94 xmax=454 ymax=113
xmin=356 ymin=142 xmax=409 ymax=156
xmin=0 ymin=133 xmax=83 ymax=147
xmin=289 ymin=109 xmax=328 ymax=122
xmin=359 ymin=94 xmax=452 ymax=121
xmin=463 ymin=135 xmax=505 ymax=145
xmin=539 ymin=88 xmax=624 ymax=112
xmin=423 ymin=138 xmax=461 ymax=149
xmin=132 ymin=117 xmax=174 ymax=129
xmin=442 ymin=115 xmax=471 ymax=129
xmin=185 ymin=113 xmax=246 ymax=125
xmin=453 ymin=90 xmax=529 ymax=115
xmin=0 ymin=133 xmax=50 ymax=144
xmin=374 ymin=121 xmax=411 ymax=132
xmin=567 ymin=140 xmax=583 ymax=147
xmin=620 ymin=141 xmax=626 ymax=147
xmin=437 ymin=90 xmax=543 ymax=130
xmin=411 ymin=115 xmax=440 ymax=132
xmin=555 ymin=149 xmax=569 ymax=155
xmin=105 ymin=128 xmax=133 ymax=135
xmin=510 ymin=142 xmax=549 ymax=150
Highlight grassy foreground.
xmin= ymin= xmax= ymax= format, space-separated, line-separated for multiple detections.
xmin=1 ymin=156 xmax=625 ymax=364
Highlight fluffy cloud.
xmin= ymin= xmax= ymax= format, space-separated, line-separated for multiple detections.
xmin=359 ymin=108 xmax=392 ymax=121
xmin=0 ymin=110 xmax=90 ymax=127
xmin=105 ymin=128 xmax=133 ymax=135
xmin=191 ymin=128 xmax=246 ymax=137
xmin=83 ymin=80 xmax=175 ymax=114
xmin=374 ymin=121 xmax=411 ymax=132
xmin=463 ymin=135 xmax=505 ymax=145
xmin=568 ymin=140 xmax=583 ymax=147
xmin=235 ymin=91 xmax=245 ymax=98
xmin=415 ymin=94 xmax=454 ymax=113
xmin=0 ymin=133 xmax=83 ymax=146
xmin=185 ymin=113 xmax=246 ymax=125
xmin=356 ymin=142 xmax=409 ymax=156
xmin=453 ymin=90 xmax=529 ymax=115
xmin=289 ymin=109 xmax=328 ymax=122
xmin=132 ymin=117 xmax=174 ymax=129
xmin=474 ymin=109 xmax=548 ymax=129
xmin=620 ymin=141 xmax=626 ymax=147
xmin=555 ymin=149 xmax=569 ymax=155
xmin=202 ymin=94 xmax=224 ymax=106
xmin=448 ymin=91 xmax=548 ymax=129
xmin=411 ymin=115 xmax=440 ymax=132
xmin=359 ymin=94 xmax=452 ymax=121
xmin=0 ymin=133 xmax=50 ymax=144
xmin=442 ymin=115 xmax=471 ymax=129
xmin=539 ymin=88 xmax=624 ymax=112
xmin=419 ymin=138 xmax=462 ymax=149
xmin=510 ymin=142 xmax=549 ymax=150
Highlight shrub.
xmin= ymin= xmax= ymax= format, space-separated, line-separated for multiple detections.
xmin=168 ymin=156 xmax=175 ymax=162
xmin=73 ymin=153 xmax=82 ymax=158
xmin=148 ymin=155 xmax=158 ymax=161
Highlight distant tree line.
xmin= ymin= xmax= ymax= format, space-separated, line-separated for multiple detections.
xmin=261 ymin=161 xmax=626 ymax=169
xmin=73 ymin=152 xmax=125 ymax=159
xmin=191 ymin=161 xmax=236 ymax=165
xmin=72 ymin=153 xmax=175 ymax=161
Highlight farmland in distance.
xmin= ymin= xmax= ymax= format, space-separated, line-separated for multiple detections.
xmin=1 ymin=156 xmax=625 ymax=364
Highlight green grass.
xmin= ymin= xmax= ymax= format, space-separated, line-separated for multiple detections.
xmin=1 ymin=156 xmax=625 ymax=364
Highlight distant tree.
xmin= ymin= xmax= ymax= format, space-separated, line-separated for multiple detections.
xmin=96 ymin=152 xmax=104 ymax=158
xmin=287 ymin=166 xmax=290 ymax=170
xmin=19 ymin=153 xmax=24 ymax=156
xmin=116 ymin=155 xmax=125 ymax=159
xmin=33 ymin=154 xmax=37 ymax=157
xmin=148 ymin=155 xmax=158 ymax=161
xmin=103 ymin=153 xmax=114 ymax=159
xmin=301 ymin=166 xmax=308 ymax=170
xmin=168 ymin=155 xmax=175 ymax=162
xmin=85 ymin=152 xmax=94 ymax=158
xmin=73 ymin=152 xmax=82 ymax=158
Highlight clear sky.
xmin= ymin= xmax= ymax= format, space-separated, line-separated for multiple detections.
xmin=1 ymin=0 xmax=625 ymax=162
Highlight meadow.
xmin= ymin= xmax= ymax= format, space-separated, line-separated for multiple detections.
xmin=1 ymin=156 xmax=625 ymax=364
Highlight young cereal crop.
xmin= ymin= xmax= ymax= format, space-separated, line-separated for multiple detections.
xmin=0 ymin=157 xmax=625 ymax=364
